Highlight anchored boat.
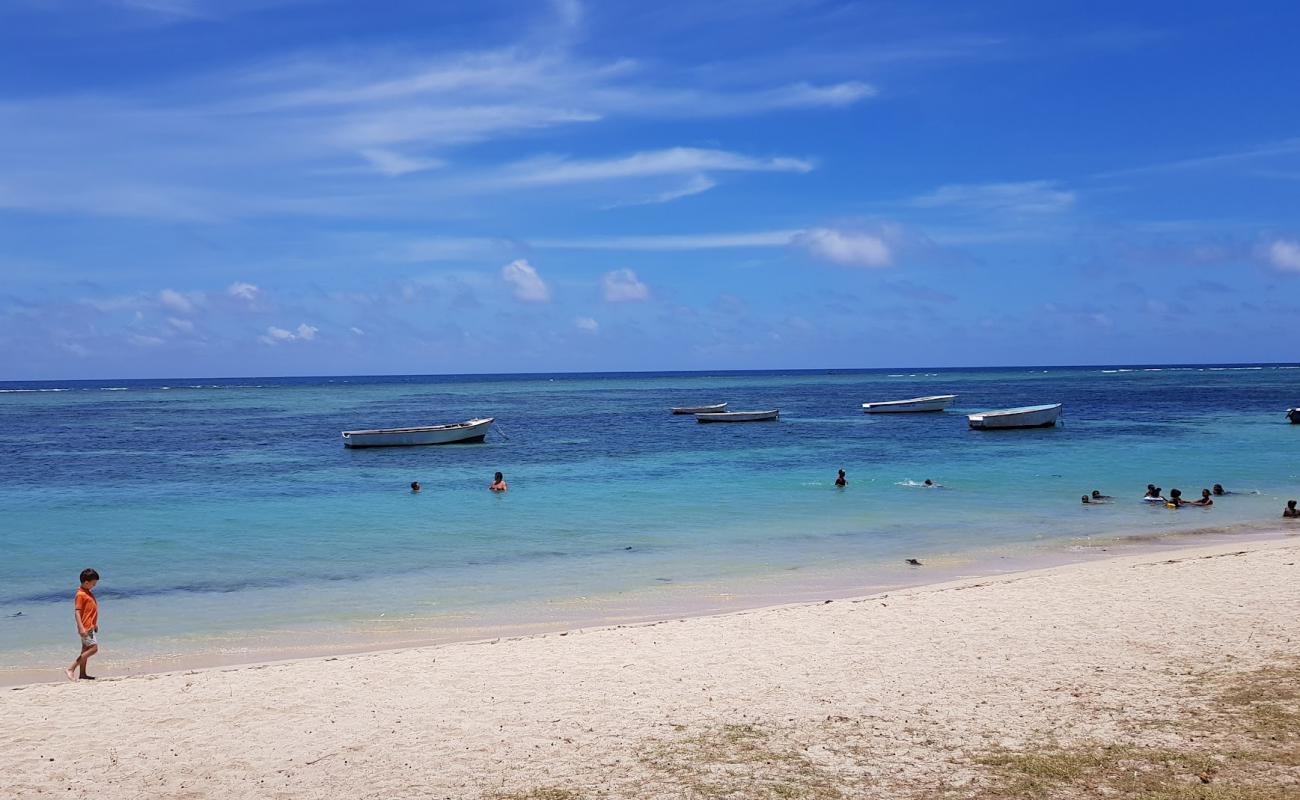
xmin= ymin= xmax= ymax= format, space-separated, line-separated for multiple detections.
xmin=967 ymin=404 xmax=1061 ymax=430
xmin=341 ymin=417 xmax=494 ymax=447
xmin=862 ymin=394 xmax=957 ymax=413
xmin=671 ymin=403 xmax=727 ymax=414
xmin=695 ymin=410 xmax=779 ymax=423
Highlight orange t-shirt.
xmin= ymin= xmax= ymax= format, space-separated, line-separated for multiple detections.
xmin=75 ymin=588 xmax=98 ymax=632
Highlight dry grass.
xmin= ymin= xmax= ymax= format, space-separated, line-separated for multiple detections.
xmin=483 ymin=660 xmax=1300 ymax=799
xmin=639 ymin=722 xmax=851 ymax=799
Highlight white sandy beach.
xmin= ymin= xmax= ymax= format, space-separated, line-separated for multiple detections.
xmin=5 ymin=534 xmax=1298 ymax=799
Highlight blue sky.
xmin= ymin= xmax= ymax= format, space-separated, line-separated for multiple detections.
xmin=2 ymin=0 xmax=1298 ymax=379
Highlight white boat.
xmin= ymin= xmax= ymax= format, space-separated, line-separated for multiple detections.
xmin=967 ymin=404 xmax=1061 ymax=430
xmin=671 ymin=403 xmax=727 ymax=415
xmin=1288 ymin=408 xmax=1300 ymax=424
xmin=695 ymin=410 xmax=779 ymax=423
xmin=862 ymin=394 xmax=957 ymax=414
xmin=341 ymin=417 xmax=494 ymax=448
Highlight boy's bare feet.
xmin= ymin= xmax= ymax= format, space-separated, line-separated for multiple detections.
xmin=65 ymin=667 xmax=77 ymax=682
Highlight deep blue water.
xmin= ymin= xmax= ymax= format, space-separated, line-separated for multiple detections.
xmin=2 ymin=365 xmax=1298 ymax=678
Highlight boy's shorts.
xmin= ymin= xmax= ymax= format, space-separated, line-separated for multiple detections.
xmin=80 ymin=631 xmax=97 ymax=647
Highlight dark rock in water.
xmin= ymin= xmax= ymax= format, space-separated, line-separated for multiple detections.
xmin=905 ymin=558 xmax=923 ymax=566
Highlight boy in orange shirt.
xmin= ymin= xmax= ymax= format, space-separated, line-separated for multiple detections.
xmin=65 ymin=568 xmax=99 ymax=681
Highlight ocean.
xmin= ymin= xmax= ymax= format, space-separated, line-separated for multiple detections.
xmin=2 ymin=365 xmax=1298 ymax=682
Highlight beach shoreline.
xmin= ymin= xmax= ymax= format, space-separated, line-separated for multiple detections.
xmin=6 ymin=532 xmax=1298 ymax=798
xmin=4 ymin=522 xmax=1293 ymax=689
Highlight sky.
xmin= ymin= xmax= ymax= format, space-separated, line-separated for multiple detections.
xmin=1 ymin=0 xmax=1298 ymax=380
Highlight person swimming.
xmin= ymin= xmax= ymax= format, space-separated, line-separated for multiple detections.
xmin=1167 ymin=488 xmax=1183 ymax=508
xmin=1143 ymin=485 xmax=1165 ymax=502
xmin=1212 ymin=484 xmax=1226 ymax=496
xmin=1081 ymin=495 xmax=1092 ymax=504
xmin=410 ymin=481 xmax=421 ymax=493
xmin=1189 ymin=488 xmax=1213 ymax=507
xmin=835 ymin=469 xmax=846 ymax=488
xmin=1091 ymin=490 xmax=1112 ymax=502
xmin=1284 ymin=500 xmax=1299 ymax=519
xmin=489 ymin=472 xmax=508 ymax=492
xmin=923 ymin=479 xmax=943 ymax=488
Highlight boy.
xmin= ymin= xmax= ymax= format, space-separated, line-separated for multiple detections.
xmin=65 ymin=568 xmax=99 ymax=681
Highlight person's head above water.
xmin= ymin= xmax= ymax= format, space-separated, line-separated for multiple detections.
xmin=1092 ymin=490 xmax=1103 ymax=498
xmin=1201 ymin=489 xmax=1211 ymax=499
xmin=494 ymin=471 xmax=503 ymax=482
xmin=1081 ymin=495 xmax=1090 ymax=504
xmin=410 ymin=481 xmax=420 ymax=492
xmin=1213 ymin=484 xmax=1225 ymax=495
xmin=1289 ymin=500 xmax=1297 ymax=510
xmin=838 ymin=469 xmax=845 ymax=477
xmin=924 ymin=479 xmax=933 ymax=486
xmin=1169 ymin=488 xmax=1182 ymax=498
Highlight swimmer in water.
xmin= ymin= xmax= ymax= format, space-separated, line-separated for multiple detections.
xmin=489 ymin=471 xmax=508 ymax=492
xmin=1090 ymin=490 xmax=1112 ymax=502
xmin=410 ymin=481 xmax=421 ymax=493
xmin=1189 ymin=488 xmax=1213 ymax=507
xmin=1284 ymin=500 xmax=1299 ymax=519
xmin=834 ymin=469 xmax=846 ymax=488
xmin=1167 ymin=488 xmax=1184 ymax=508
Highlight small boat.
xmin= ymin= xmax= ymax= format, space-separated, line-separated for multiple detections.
xmin=1288 ymin=408 xmax=1300 ymax=424
xmin=695 ymin=410 xmax=779 ymax=423
xmin=862 ymin=394 xmax=956 ymax=414
xmin=967 ymin=404 xmax=1061 ymax=430
xmin=341 ymin=417 xmax=494 ymax=448
xmin=671 ymin=403 xmax=727 ymax=415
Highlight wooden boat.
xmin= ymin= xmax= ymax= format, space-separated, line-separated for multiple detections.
xmin=671 ymin=403 xmax=727 ymax=415
xmin=862 ymin=394 xmax=956 ymax=413
xmin=1288 ymin=408 xmax=1300 ymax=424
xmin=967 ymin=404 xmax=1061 ymax=430
xmin=695 ymin=410 xmax=779 ymax=423
xmin=341 ymin=417 xmax=494 ymax=447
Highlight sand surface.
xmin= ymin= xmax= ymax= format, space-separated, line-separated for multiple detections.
xmin=5 ymin=535 xmax=1298 ymax=799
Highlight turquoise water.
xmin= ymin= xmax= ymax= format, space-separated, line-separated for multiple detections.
xmin=2 ymin=366 xmax=1298 ymax=680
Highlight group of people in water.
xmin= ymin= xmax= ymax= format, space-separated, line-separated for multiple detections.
xmin=409 ymin=472 xmax=509 ymax=494
xmin=833 ymin=472 xmax=1296 ymax=518
xmin=1080 ymin=483 xmax=1299 ymax=517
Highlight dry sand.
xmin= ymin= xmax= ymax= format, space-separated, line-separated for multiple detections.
xmin=4 ymin=534 xmax=1298 ymax=799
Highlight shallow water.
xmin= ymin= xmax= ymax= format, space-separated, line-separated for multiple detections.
xmin=2 ymin=365 xmax=1298 ymax=680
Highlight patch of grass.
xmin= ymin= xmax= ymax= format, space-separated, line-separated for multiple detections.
xmin=970 ymin=660 xmax=1300 ymax=800
xmin=641 ymin=723 xmax=849 ymax=800
xmin=483 ymin=789 xmax=586 ymax=800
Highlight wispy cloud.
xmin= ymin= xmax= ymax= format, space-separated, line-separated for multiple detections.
xmin=359 ymin=148 xmax=446 ymax=177
xmin=502 ymin=259 xmax=551 ymax=302
xmin=1093 ymin=137 xmax=1300 ymax=179
xmin=574 ymin=316 xmax=599 ymax=333
xmin=911 ymin=180 xmax=1075 ymax=214
xmin=531 ymin=230 xmax=801 ymax=251
xmin=499 ymin=147 xmax=812 ymax=187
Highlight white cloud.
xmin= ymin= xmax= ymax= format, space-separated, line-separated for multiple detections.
xmin=159 ymin=288 xmax=196 ymax=314
xmin=501 ymin=259 xmax=551 ymax=302
xmin=501 ymin=147 xmax=812 ymax=187
xmin=793 ymin=228 xmax=892 ymax=268
xmin=1267 ymin=239 xmax=1300 ymax=272
xmin=166 ymin=317 xmax=195 ymax=334
xmin=226 ymin=281 xmax=260 ymax=302
xmin=359 ymin=148 xmax=445 ymax=177
xmin=602 ymin=268 xmax=649 ymax=302
xmin=911 ymin=180 xmax=1075 ymax=214
xmin=574 ymin=316 xmax=599 ymax=333
xmin=350 ymin=326 xmax=365 ymax=336
xmin=260 ymin=322 xmax=319 ymax=345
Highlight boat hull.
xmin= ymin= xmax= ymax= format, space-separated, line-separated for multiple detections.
xmin=342 ymin=417 xmax=494 ymax=447
xmin=862 ymin=394 xmax=957 ymax=413
xmin=671 ymin=403 xmax=727 ymax=414
xmin=695 ymin=410 xmax=779 ymax=423
xmin=968 ymin=404 xmax=1062 ymax=430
